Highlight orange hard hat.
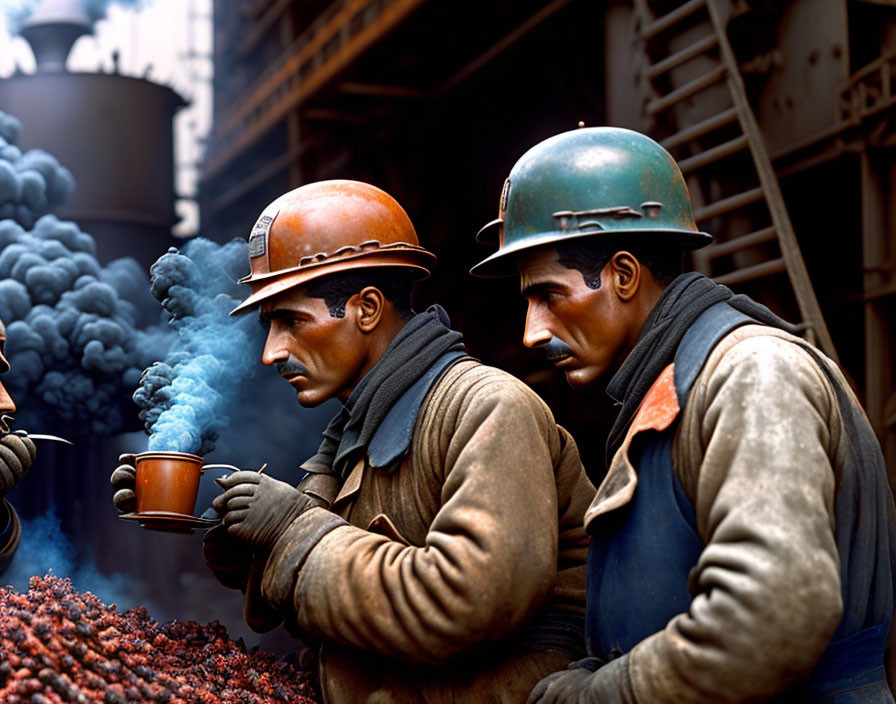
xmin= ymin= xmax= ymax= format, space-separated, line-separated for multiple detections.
xmin=231 ymin=180 xmax=436 ymax=315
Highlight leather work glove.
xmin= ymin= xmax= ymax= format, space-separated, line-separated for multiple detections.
xmin=110 ymin=453 xmax=137 ymax=513
xmin=202 ymin=523 xmax=255 ymax=591
xmin=528 ymin=667 xmax=594 ymax=704
xmin=0 ymin=432 xmax=36 ymax=496
xmin=212 ymin=471 xmax=316 ymax=549
xmin=527 ymin=655 xmax=633 ymax=704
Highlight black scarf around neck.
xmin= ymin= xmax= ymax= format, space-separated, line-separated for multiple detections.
xmin=304 ymin=305 xmax=465 ymax=480
xmin=604 ymin=272 xmax=799 ymax=467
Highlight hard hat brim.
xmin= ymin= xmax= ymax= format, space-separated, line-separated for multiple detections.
xmin=475 ymin=218 xmax=502 ymax=244
xmin=230 ymin=249 xmax=435 ymax=316
xmin=469 ymin=228 xmax=712 ymax=278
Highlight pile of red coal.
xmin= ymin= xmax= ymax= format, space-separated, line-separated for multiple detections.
xmin=0 ymin=575 xmax=321 ymax=703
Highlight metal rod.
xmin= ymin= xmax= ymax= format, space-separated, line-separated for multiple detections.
xmin=434 ymin=0 xmax=576 ymax=97
xmin=645 ymin=32 xmax=718 ymax=79
xmin=677 ymin=134 xmax=750 ymax=174
xmin=661 ymin=107 xmax=739 ymax=150
xmin=704 ymin=226 xmax=777 ymax=260
xmin=714 ymin=257 xmax=786 ymax=286
xmin=646 ymin=66 xmax=726 ymax=115
xmin=641 ymin=0 xmax=707 ymax=40
xmin=694 ymin=186 xmax=765 ymax=221
xmin=20 ymin=433 xmax=74 ymax=446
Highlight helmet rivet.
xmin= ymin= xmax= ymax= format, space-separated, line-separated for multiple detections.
xmin=640 ymin=201 xmax=663 ymax=219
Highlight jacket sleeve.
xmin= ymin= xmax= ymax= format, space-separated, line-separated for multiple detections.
xmin=621 ymin=333 xmax=844 ymax=702
xmin=261 ymin=372 xmax=565 ymax=664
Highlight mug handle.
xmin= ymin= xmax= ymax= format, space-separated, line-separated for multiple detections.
xmin=202 ymin=464 xmax=240 ymax=473
xmin=201 ymin=463 xmax=268 ymax=474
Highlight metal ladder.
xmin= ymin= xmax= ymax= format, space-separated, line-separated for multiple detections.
xmin=632 ymin=0 xmax=838 ymax=361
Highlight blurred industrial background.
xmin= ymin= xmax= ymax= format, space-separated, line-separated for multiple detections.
xmin=1 ymin=0 xmax=894 ymax=654
xmin=202 ymin=0 xmax=896 ymax=480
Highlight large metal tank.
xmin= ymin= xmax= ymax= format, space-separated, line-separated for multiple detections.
xmin=0 ymin=1 xmax=186 ymax=268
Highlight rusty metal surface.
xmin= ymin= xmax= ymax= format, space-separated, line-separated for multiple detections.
xmin=706 ymin=0 xmax=839 ymax=361
xmin=752 ymin=0 xmax=850 ymax=156
xmin=626 ymin=0 xmax=838 ymax=361
xmin=860 ymin=151 xmax=896 ymax=486
xmin=839 ymin=50 xmax=896 ymax=124
xmin=0 ymin=72 xmax=184 ymax=265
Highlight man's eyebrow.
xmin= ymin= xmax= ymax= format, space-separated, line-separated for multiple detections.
xmin=521 ymin=281 xmax=554 ymax=298
xmin=258 ymin=308 xmax=302 ymax=322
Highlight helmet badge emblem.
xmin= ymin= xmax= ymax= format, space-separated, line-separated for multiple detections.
xmin=248 ymin=206 xmax=280 ymax=258
xmin=499 ymin=178 xmax=511 ymax=215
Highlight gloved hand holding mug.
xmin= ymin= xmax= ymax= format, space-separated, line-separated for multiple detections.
xmin=110 ymin=453 xmax=137 ymax=513
xmin=212 ymin=471 xmax=317 ymax=549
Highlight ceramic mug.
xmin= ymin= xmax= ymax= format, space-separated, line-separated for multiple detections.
xmin=134 ymin=451 xmax=206 ymax=516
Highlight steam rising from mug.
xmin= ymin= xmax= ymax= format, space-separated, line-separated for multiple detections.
xmin=132 ymin=240 xmax=264 ymax=456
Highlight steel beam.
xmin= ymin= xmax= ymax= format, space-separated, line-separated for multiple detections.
xmin=204 ymin=0 xmax=427 ymax=180
xmin=434 ymin=0 xmax=578 ymax=97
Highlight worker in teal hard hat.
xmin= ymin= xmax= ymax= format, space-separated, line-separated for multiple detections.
xmin=471 ymin=125 xmax=710 ymax=277
xmin=473 ymin=126 xmax=896 ymax=703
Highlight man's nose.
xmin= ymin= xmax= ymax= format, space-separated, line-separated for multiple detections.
xmin=0 ymin=380 xmax=16 ymax=415
xmin=261 ymin=327 xmax=288 ymax=367
xmin=523 ymin=304 xmax=553 ymax=349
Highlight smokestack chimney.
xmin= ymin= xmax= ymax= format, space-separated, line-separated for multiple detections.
xmin=18 ymin=0 xmax=94 ymax=73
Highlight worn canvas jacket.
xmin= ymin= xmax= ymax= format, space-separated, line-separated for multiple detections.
xmin=0 ymin=497 xmax=19 ymax=575
xmin=252 ymin=358 xmax=594 ymax=703
xmin=579 ymin=319 xmax=896 ymax=702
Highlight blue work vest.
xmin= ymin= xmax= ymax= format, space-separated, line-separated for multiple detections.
xmin=586 ymin=302 xmax=895 ymax=702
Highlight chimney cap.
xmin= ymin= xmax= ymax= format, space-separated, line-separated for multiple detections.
xmin=19 ymin=0 xmax=93 ymax=28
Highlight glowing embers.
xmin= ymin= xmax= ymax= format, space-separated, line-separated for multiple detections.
xmin=0 ymin=574 xmax=321 ymax=703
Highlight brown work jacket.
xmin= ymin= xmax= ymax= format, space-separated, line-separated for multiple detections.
xmin=254 ymin=359 xmax=594 ymax=703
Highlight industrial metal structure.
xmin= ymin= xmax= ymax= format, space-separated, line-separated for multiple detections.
xmin=202 ymin=0 xmax=896 ymax=480
xmin=0 ymin=2 xmax=186 ymax=267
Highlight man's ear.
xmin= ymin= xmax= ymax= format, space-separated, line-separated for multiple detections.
xmin=354 ymin=286 xmax=386 ymax=333
xmin=609 ymin=251 xmax=641 ymax=302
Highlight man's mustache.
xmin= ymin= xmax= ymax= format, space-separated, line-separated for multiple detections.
xmin=543 ymin=337 xmax=573 ymax=362
xmin=276 ymin=358 xmax=310 ymax=378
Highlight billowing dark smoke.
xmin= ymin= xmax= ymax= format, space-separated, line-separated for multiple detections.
xmin=132 ymin=239 xmax=264 ymax=456
xmin=0 ymin=108 xmax=173 ymax=434
xmin=0 ymin=111 xmax=73 ymax=229
xmin=4 ymin=0 xmax=148 ymax=34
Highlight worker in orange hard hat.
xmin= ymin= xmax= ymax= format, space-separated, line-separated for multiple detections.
xmin=200 ymin=180 xmax=594 ymax=703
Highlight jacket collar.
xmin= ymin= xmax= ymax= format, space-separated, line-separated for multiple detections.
xmin=367 ymin=350 xmax=466 ymax=470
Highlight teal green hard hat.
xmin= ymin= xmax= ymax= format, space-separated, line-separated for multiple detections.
xmin=470 ymin=126 xmax=712 ymax=277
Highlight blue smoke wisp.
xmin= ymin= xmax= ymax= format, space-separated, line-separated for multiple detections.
xmin=133 ymin=239 xmax=263 ymax=456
